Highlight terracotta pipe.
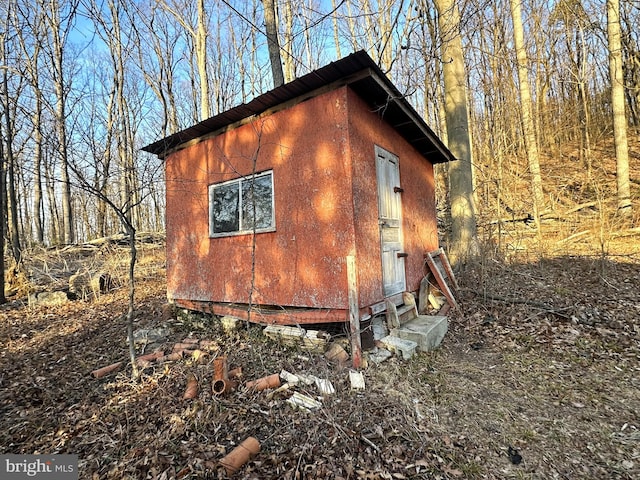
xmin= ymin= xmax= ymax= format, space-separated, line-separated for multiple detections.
xmin=212 ymin=378 xmax=238 ymax=396
xmin=214 ymin=357 xmax=228 ymax=379
xmin=91 ymin=361 xmax=123 ymax=378
xmin=246 ymin=373 xmax=281 ymax=391
xmin=183 ymin=373 xmax=199 ymax=400
xmin=220 ymin=437 xmax=260 ymax=476
xmin=212 ymin=356 xmax=237 ymax=396
xmin=157 ymin=351 xmax=183 ymax=362
xmin=136 ymin=350 xmax=165 ymax=366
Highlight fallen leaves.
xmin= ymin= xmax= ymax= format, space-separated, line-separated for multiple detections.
xmin=1 ymin=244 xmax=640 ymax=479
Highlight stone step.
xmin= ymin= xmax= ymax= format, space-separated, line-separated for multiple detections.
xmin=391 ymin=315 xmax=448 ymax=352
xmin=379 ymin=335 xmax=418 ymax=360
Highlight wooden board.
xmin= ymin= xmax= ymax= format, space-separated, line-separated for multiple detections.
xmin=424 ymin=249 xmax=458 ymax=310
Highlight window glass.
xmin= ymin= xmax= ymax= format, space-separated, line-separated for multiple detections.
xmin=209 ymin=171 xmax=274 ymax=236
xmin=212 ymin=182 xmax=240 ymax=233
xmin=242 ymin=174 xmax=273 ymax=230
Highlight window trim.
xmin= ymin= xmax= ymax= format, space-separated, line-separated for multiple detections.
xmin=208 ymin=170 xmax=276 ymax=238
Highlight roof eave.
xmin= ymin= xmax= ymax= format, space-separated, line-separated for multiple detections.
xmin=141 ymin=51 xmax=456 ymax=164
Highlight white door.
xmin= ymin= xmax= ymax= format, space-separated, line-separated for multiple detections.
xmin=375 ymin=146 xmax=406 ymax=296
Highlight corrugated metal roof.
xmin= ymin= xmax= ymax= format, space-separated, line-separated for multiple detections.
xmin=141 ymin=50 xmax=455 ymax=163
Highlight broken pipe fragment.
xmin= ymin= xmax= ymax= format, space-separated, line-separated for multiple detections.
xmin=91 ymin=361 xmax=123 ymax=378
xmin=183 ymin=373 xmax=199 ymax=400
xmin=246 ymin=373 xmax=281 ymax=391
xmin=135 ymin=350 xmax=165 ymax=366
xmin=219 ymin=436 xmax=260 ymax=476
xmin=212 ymin=356 xmax=237 ymax=396
xmin=157 ymin=351 xmax=183 ymax=362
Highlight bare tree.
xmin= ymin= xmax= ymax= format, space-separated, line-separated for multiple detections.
xmin=129 ymin=2 xmax=180 ymax=137
xmin=263 ymin=0 xmax=284 ymax=87
xmin=433 ymin=0 xmax=478 ymax=265
xmin=1 ymin=67 xmax=22 ymax=260
xmin=607 ymin=0 xmax=631 ymax=216
xmin=1 ymin=1 xmax=24 ymax=261
xmin=510 ymin=0 xmax=544 ymax=229
xmin=42 ymin=0 xmax=77 ymax=244
xmin=16 ymin=1 xmax=47 ymax=244
xmin=161 ymin=0 xmax=211 ymax=120
xmin=0 ymin=136 xmax=5 ymax=305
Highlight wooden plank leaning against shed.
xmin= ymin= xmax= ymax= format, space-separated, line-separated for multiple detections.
xmin=347 ymin=255 xmax=362 ymax=369
xmin=425 ymin=248 xmax=459 ymax=310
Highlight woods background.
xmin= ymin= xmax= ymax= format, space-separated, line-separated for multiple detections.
xmin=1 ymin=0 xmax=638 ymax=256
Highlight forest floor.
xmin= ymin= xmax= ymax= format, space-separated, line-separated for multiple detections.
xmin=1 ymin=145 xmax=640 ymax=479
xmin=1 ymin=223 xmax=639 ymax=480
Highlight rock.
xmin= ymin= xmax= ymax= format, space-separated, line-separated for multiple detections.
xmin=69 ymin=271 xmax=114 ymax=299
xmin=133 ymin=327 xmax=170 ymax=345
xmin=324 ymin=342 xmax=349 ymax=364
xmin=29 ymin=291 xmax=70 ymax=306
xmin=368 ymin=348 xmax=393 ymax=365
xmin=220 ymin=316 xmax=241 ymax=333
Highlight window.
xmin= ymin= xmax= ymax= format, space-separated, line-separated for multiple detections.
xmin=209 ymin=171 xmax=275 ymax=237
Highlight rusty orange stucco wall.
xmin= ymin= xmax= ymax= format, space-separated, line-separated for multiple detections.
xmin=165 ymin=85 xmax=438 ymax=315
xmin=166 ymin=88 xmax=357 ymax=310
xmin=346 ymin=89 xmax=438 ymax=305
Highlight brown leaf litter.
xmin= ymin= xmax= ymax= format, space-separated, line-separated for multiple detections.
xmin=0 ymin=242 xmax=639 ymax=479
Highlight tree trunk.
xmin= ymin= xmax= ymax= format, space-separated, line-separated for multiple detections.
xmin=47 ymin=0 xmax=74 ymax=244
xmin=44 ymin=153 xmax=60 ymax=244
xmin=433 ymin=0 xmax=478 ymax=265
xmin=196 ymin=0 xmax=210 ymax=119
xmin=126 ymin=224 xmax=139 ymax=379
xmin=2 ymin=68 xmax=21 ymax=261
xmin=607 ymin=0 xmax=632 ymax=215
xmin=0 ymin=123 xmax=6 ymax=304
xmin=263 ymin=0 xmax=284 ymax=87
xmin=33 ymin=89 xmax=45 ymax=244
xmin=510 ymin=0 xmax=544 ymax=230
xmin=331 ymin=0 xmax=342 ymax=59
xmin=282 ymin=0 xmax=295 ymax=82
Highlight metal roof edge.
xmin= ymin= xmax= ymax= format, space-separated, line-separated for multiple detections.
xmin=141 ymin=50 xmax=455 ymax=163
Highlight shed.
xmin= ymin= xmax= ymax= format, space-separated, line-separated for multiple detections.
xmin=142 ymin=51 xmax=455 ymax=329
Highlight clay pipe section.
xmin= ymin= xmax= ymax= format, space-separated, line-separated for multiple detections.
xmin=183 ymin=373 xmax=199 ymax=400
xmin=212 ymin=356 xmax=237 ymax=396
xmin=220 ymin=437 xmax=260 ymax=476
xmin=245 ymin=373 xmax=281 ymax=391
xmin=91 ymin=361 xmax=123 ymax=378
